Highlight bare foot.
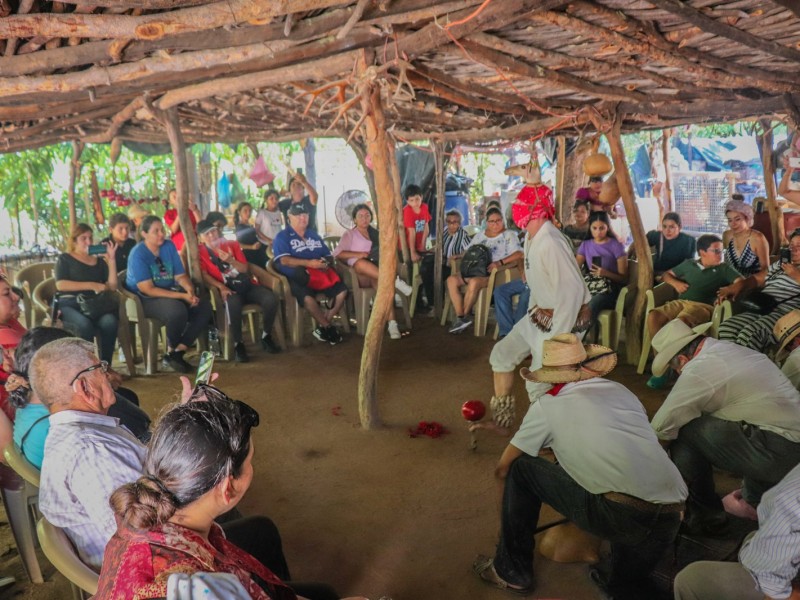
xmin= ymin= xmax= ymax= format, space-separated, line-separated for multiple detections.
xmin=469 ymin=421 xmax=511 ymax=437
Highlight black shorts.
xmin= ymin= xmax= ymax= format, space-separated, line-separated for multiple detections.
xmin=286 ymin=273 xmax=348 ymax=303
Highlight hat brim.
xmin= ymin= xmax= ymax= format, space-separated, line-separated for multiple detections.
xmin=520 ymin=344 xmax=617 ymax=384
xmin=776 ymin=321 xmax=800 ymax=360
xmin=651 ymin=322 xmax=712 ymax=377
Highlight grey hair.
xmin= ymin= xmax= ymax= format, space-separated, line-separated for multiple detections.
xmin=29 ymin=338 xmax=97 ymax=408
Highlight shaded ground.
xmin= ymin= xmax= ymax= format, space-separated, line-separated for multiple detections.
xmin=0 ymin=316 xmax=741 ymax=599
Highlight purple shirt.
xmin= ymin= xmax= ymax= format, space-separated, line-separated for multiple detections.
xmin=577 ymin=238 xmax=626 ymax=274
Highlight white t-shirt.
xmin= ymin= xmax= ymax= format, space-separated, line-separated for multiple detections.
xmin=782 ymin=348 xmax=800 ymax=390
xmin=511 ymin=378 xmax=687 ymax=504
xmin=254 ymin=208 xmax=283 ymax=242
xmin=467 ymin=229 xmax=521 ymax=263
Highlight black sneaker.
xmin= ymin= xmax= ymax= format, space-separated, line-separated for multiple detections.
xmin=326 ymin=326 xmax=343 ymax=345
xmin=261 ymin=333 xmax=281 ymax=354
xmin=234 ymin=342 xmax=249 ymax=363
xmin=163 ymin=350 xmax=193 ymax=373
xmin=313 ymin=326 xmax=330 ymax=343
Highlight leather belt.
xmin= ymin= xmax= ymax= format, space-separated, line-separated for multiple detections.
xmin=603 ymin=491 xmax=684 ymax=514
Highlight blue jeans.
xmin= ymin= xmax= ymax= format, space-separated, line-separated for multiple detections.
xmin=670 ymin=415 xmax=800 ymax=510
xmin=493 ymin=279 xmax=530 ymax=337
xmin=59 ymin=302 xmax=119 ymax=364
xmin=493 ymin=455 xmax=680 ymax=590
xmin=588 ymin=288 xmax=619 ymax=323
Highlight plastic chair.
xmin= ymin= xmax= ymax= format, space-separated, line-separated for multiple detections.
xmin=636 ymin=283 xmax=679 ymax=374
xmin=709 ymin=300 xmax=733 ymax=339
xmin=0 ymin=462 xmax=43 ymax=584
xmin=14 ymin=262 xmax=56 ymax=328
xmin=402 ymin=261 xmax=423 ymax=318
xmin=3 ymin=443 xmax=41 ymax=488
xmin=36 ymin=518 xmax=98 ymax=599
xmin=266 ymin=259 xmax=350 ymax=347
xmin=118 ymin=270 xmax=166 ymax=375
xmin=322 ymin=236 xmax=341 ymax=252
xmin=464 ymin=225 xmax=481 ymax=236
xmin=208 ymin=286 xmax=286 ymax=360
xmin=596 ymin=260 xmax=638 ymax=350
xmin=337 ymin=262 xmax=411 ymax=336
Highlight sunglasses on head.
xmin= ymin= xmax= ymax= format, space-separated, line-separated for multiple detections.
xmin=191 ymin=383 xmax=260 ymax=429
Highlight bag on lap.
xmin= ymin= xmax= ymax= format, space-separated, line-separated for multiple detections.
xmin=76 ymin=290 xmax=119 ymax=320
xmin=460 ymin=244 xmax=492 ymax=279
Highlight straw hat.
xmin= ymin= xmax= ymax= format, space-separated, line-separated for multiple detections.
xmin=651 ymin=320 xmax=712 ymax=377
xmin=520 ymin=333 xmax=617 ymax=384
xmin=774 ymin=309 xmax=800 ymax=358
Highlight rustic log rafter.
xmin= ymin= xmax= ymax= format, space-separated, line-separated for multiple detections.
xmin=770 ymin=0 xmax=800 ymax=19
xmin=406 ymin=70 xmax=528 ymax=116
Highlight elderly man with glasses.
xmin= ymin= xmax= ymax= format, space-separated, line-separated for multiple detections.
xmin=29 ymin=337 xmax=292 ymax=581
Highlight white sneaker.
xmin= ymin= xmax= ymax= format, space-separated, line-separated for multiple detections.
xmin=387 ymin=320 xmax=401 ymax=339
xmin=395 ymin=276 xmax=413 ymax=297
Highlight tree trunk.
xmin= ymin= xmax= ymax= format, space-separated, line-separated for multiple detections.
xmin=163 ymin=107 xmax=202 ymax=284
xmin=348 ymin=139 xmax=377 ymax=207
xmin=25 ymin=164 xmax=39 ymax=246
xmin=357 ymin=69 xmax=397 ymax=430
xmin=302 ymin=137 xmax=317 ymax=190
xmin=67 ymin=140 xmax=84 ymax=232
xmin=555 ymin=135 xmax=566 ymax=220
xmin=662 ymin=128 xmax=674 ymax=213
xmin=606 ymin=118 xmax=652 ymax=365
xmin=387 ymin=141 xmax=410 ymax=265
xmin=432 ymin=140 xmax=446 ymax=318
xmin=758 ymin=119 xmax=783 ymax=251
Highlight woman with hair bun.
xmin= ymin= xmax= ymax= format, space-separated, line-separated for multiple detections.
xmin=97 ymin=392 xmax=359 ymax=600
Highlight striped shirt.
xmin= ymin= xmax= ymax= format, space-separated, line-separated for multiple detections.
xmin=441 ymin=227 xmax=471 ymax=262
xmin=39 ymin=410 xmax=146 ymax=570
xmin=740 ymin=463 xmax=800 ymax=599
xmin=761 ymin=260 xmax=800 ymax=303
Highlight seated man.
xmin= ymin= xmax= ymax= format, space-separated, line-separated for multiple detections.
xmin=673 ymin=462 xmax=800 ymax=600
xmin=272 ymin=204 xmax=347 ymax=345
xmin=196 ymin=219 xmax=281 ymax=363
xmin=473 ymin=334 xmax=686 ymax=598
xmin=774 ymin=309 xmax=800 ymax=389
xmin=646 ymin=233 xmax=741 ymax=388
xmin=650 ymin=320 xmax=800 ymax=533
xmin=29 ymin=338 xmax=290 ymax=578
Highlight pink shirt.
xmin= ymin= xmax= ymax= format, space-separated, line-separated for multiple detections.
xmin=333 ymin=228 xmax=373 ymax=266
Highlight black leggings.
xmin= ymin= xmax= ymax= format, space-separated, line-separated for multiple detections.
xmin=140 ymin=296 xmax=213 ymax=349
xmin=225 ymin=286 xmax=279 ymax=343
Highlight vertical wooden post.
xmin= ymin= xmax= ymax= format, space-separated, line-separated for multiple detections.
xmin=25 ymin=165 xmax=39 ymax=246
xmin=163 ymin=107 xmax=202 ymax=284
xmin=67 ymin=140 xmax=84 ymax=231
xmin=432 ymin=140 xmax=446 ymax=318
xmin=606 ymin=117 xmax=653 ymax=364
xmin=759 ymin=119 xmax=783 ymax=251
xmin=348 ymin=138 xmax=379 ymax=208
xmin=82 ymin=174 xmax=94 ymax=226
xmin=555 ymin=135 xmax=566 ymax=220
xmin=357 ymin=64 xmax=397 ymax=430
xmin=662 ymin=128 xmax=675 ymax=214
xmin=387 ymin=141 xmax=411 ymax=265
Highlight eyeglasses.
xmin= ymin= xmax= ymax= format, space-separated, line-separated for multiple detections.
xmin=445 ymin=220 xmax=460 ymax=225
xmin=705 ymin=248 xmax=724 ymax=254
xmin=69 ymin=361 xmax=109 ymax=386
xmin=487 ymin=219 xmax=503 ymax=224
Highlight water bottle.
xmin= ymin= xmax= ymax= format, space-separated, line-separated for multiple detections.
xmin=208 ymin=326 xmax=221 ymax=356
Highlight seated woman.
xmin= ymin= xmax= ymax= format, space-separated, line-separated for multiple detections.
xmin=447 ymin=207 xmax=523 ymax=334
xmin=197 ymin=219 xmax=281 ymax=362
xmin=235 ymin=202 xmax=269 ymax=269
xmin=126 ymin=216 xmax=213 ymax=373
xmin=164 ymin=189 xmax=201 ymax=253
xmin=332 ymin=204 xmax=412 ymax=340
xmin=576 ymin=211 xmax=628 ymax=323
xmin=723 ymin=198 xmax=769 ymax=279
xmin=55 ymin=223 xmax=119 ymax=365
xmin=8 ymin=327 xmax=151 ymax=469
xmin=644 ymin=212 xmax=696 ymax=280
xmin=96 ymin=392 xmax=354 ymax=600
xmin=0 ymin=276 xmax=24 ymax=449
xmin=718 ymin=229 xmax=800 ymax=353
xmin=562 ymin=201 xmax=590 ymax=249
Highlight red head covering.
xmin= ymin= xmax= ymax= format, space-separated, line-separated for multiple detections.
xmin=512 ymin=184 xmax=555 ymax=229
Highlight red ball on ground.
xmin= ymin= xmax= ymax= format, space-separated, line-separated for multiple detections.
xmin=461 ymin=400 xmax=486 ymax=422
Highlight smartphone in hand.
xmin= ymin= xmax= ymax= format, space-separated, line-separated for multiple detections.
xmin=781 ymin=247 xmax=792 ymax=264
xmin=592 ymin=256 xmax=603 ymax=268
xmin=88 ymin=244 xmax=107 ymax=256
xmin=194 ymin=351 xmax=215 ymax=386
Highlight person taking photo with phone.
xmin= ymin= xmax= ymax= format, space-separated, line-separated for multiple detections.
xmin=278 ymin=171 xmax=319 ymax=232
xmin=55 ymin=223 xmax=120 ymax=365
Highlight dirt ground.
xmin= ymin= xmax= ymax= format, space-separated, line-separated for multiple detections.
xmin=0 ymin=316 xmax=737 ymax=600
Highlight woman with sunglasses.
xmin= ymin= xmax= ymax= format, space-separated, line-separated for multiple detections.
xmin=97 ymin=393 xmax=359 ymax=600
xmin=126 ymin=216 xmax=213 ymax=373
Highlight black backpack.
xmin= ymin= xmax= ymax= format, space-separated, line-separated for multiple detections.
xmin=460 ymin=244 xmax=492 ymax=278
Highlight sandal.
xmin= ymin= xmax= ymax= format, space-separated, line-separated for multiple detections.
xmin=472 ymin=554 xmax=533 ymax=596
xmin=400 ymin=329 xmax=412 ymax=338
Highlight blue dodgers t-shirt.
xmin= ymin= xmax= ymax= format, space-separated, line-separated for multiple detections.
xmin=272 ymin=227 xmax=331 ymax=277
xmin=125 ymin=240 xmax=185 ymax=295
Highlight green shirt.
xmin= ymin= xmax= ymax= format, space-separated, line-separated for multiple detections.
xmin=670 ymin=259 xmax=741 ymax=304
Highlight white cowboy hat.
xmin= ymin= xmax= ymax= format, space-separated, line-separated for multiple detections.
xmin=774 ymin=309 xmax=800 ymax=359
xmin=651 ymin=319 xmax=712 ymax=377
xmin=520 ymin=333 xmax=617 ymax=384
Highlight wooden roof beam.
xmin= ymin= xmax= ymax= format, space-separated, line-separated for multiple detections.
xmin=645 ymin=0 xmax=800 ymax=63
xmin=771 ymin=0 xmax=800 ymax=20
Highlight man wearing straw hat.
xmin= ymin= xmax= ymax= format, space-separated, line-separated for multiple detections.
xmin=774 ymin=309 xmax=800 ymax=389
xmin=473 ymin=334 xmax=687 ymax=598
xmin=650 ymin=319 xmax=800 ymax=531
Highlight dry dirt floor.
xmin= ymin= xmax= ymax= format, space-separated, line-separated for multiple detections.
xmin=0 ymin=315 xmax=739 ymax=600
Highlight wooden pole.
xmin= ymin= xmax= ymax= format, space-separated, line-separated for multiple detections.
xmin=606 ymin=117 xmax=653 ymax=365
xmin=432 ymin=140 xmax=446 ymax=318
xmin=387 ymin=140 xmax=411 ymax=265
xmin=25 ymin=164 xmax=39 ymax=246
xmin=758 ymin=118 xmax=783 ymax=251
xmin=67 ymin=140 xmax=84 ymax=231
xmin=662 ymin=128 xmax=675 ymax=213
xmin=357 ymin=62 xmax=397 ymax=430
xmin=347 ymin=138 xmax=378 ymax=208
xmin=163 ymin=107 xmax=202 ymax=284
xmin=555 ymin=135 xmax=566 ymax=221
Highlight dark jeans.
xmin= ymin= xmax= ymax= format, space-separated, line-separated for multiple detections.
xmin=588 ymin=288 xmax=620 ymax=323
xmin=222 ymin=516 xmax=339 ymax=600
xmin=226 ymin=286 xmax=279 ymax=344
xmin=670 ymin=415 xmax=800 ymax=509
xmin=494 ymin=279 xmax=529 ymax=337
xmin=418 ymin=253 xmax=436 ymax=307
xmin=59 ymin=301 xmax=119 ymax=364
xmin=140 ymin=296 xmax=213 ymax=349
xmin=494 ymin=455 xmax=680 ymax=590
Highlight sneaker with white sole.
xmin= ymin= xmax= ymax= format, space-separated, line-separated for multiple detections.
xmin=387 ymin=320 xmax=401 ymax=339
xmin=449 ymin=316 xmax=473 ymax=334
xmin=313 ymin=326 xmax=329 ymax=343
xmin=394 ymin=276 xmax=413 ymax=296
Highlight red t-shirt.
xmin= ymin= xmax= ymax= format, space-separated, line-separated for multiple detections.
xmin=403 ymin=203 xmax=431 ymax=252
xmin=164 ymin=209 xmax=198 ymax=252
xmin=0 ymin=318 xmax=26 ymax=422
xmin=198 ymin=241 xmax=256 ymax=286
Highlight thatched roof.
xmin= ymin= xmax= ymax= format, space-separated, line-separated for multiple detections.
xmin=1 ymin=0 xmax=800 ymax=153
